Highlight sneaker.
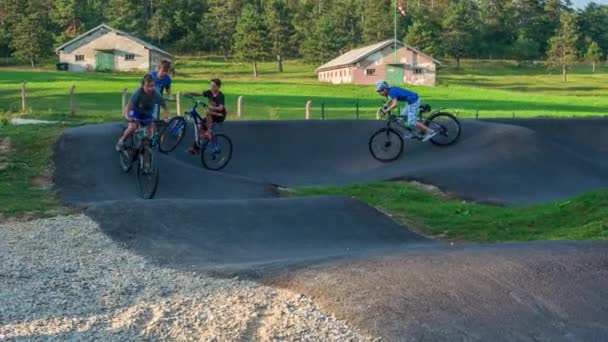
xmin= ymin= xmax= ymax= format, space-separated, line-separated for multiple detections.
xmin=422 ymin=130 xmax=438 ymax=142
xmin=404 ymin=130 xmax=422 ymax=140
xmin=115 ymin=139 xmax=125 ymax=152
xmin=187 ymin=144 xmax=200 ymax=155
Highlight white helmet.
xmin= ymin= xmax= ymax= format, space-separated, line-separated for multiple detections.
xmin=376 ymin=80 xmax=389 ymax=92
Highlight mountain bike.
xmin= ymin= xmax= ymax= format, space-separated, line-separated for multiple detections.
xmin=369 ymin=103 xmax=461 ymax=162
xmin=158 ymin=95 xmax=233 ymax=171
xmin=118 ymin=119 xmax=166 ymax=199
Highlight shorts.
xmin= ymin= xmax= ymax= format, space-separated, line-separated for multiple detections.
xmin=400 ymin=98 xmax=420 ymax=128
xmin=207 ymin=112 xmax=226 ymax=123
xmin=128 ymin=110 xmax=153 ymax=127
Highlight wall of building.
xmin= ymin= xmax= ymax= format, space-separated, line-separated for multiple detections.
xmin=317 ymin=44 xmax=437 ymax=86
xmin=58 ymin=29 xmax=151 ymax=71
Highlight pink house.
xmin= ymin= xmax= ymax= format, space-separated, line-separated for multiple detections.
xmin=315 ymin=39 xmax=440 ymax=86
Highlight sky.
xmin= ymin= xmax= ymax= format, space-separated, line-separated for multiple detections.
xmin=573 ymin=0 xmax=608 ymax=8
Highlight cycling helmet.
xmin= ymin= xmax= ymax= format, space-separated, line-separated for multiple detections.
xmin=375 ymin=80 xmax=389 ymax=92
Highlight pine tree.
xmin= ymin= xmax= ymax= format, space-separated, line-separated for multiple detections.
xmin=233 ymin=4 xmax=271 ymax=77
xmin=546 ymin=13 xmax=579 ymax=82
xmin=361 ymin=0 xmax=392 ymax=44
xmin=442 ymin=0 xmax=480 ymax=68
xmin=512 ymin=31 xmax=541 ymax=64
xmin=265 ymin=0 xmax=294 ymax=72
xmin=105 ymin=0 xmax=146 ymax=37
xmin=405 ymin=19 xmax=442 ymax=57
xmin=585 ymin=40 xmax=602 ymax=72
xmin=10 ymin=1 xmax=53 ymax=67
xmin=204 ymin=0 xmax=242 ymax=60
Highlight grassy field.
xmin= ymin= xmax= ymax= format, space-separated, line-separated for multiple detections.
xmin=1 ymin=58 xmax=607 ymax=122
xmin=0 ymin=123 xmax=67 ymax=219
xmin=295 ymin=182 xmax=608 ymax=242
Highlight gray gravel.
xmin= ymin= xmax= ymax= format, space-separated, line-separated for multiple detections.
xmin=0 ymin=215 xmax=375 ymax=341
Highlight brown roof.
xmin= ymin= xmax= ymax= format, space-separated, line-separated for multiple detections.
xmin=315 ymin=39 xmax=440 ymax=72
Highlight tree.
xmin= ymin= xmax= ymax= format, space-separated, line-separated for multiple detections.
xmin=11 ymin=5 xmax=54 ymax=67
xmin=577 ymin=3 xmax=608 ymax=59
xmin=405 ymin=19 xmax=442 ymax=57
xmin=204 ymin=0 xmax=242 ymax=60
xmin=148 ymin=6 xmax=172 ymax=45
xmin=585 ymin=40 xmax=602 ymax=72
xmin=361 ymin=0 xmax=392 ymax=44
xmin=265 ymin=0 xmax=294 ymax=72
xmin=512 ymin=31 xmax=541 ymax=64
xmin=442 ymin=0 xmax=480 ymax=68
xmin=546 ymin=13 xmax=579 ymax=82
xmin=105 ymin=0 xmax=145 ymax=37
xmin=478 ymin=0 xmax=517 ymax=59
xmin=233 ymin=4 xmax=271 ymax=77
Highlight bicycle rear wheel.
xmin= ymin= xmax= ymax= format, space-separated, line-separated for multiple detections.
xmin=369 ymin=128 xmax=404 ymax=162
xmin=119 ymin=137 xmax=135 ymax=173
xmin=137 ymin=145 xmax=159 ymax=199
xmin=159 ymin=117 xmax=187 ymax=153
xmin=201 ymin=133 xmax=233 ymax=171
xmin=425 ymin=112 xmax=461 ymax=146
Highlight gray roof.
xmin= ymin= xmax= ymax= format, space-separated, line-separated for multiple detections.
xmin=315 ymin=39 xmax=440 ymax=72
xmin=55 ymin=23 xmax=172 ymax=57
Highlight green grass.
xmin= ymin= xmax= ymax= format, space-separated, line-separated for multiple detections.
xmin=0 ymin=123 xmax=67 ymax=219
xmin=294 ymin=182 xmax=608 ymax=242
xmin=1 ymin=58 xmax=607 ymax=123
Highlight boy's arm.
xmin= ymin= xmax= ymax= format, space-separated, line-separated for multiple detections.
xmin=383 ymin=99 xmax=399 ymax=113
xmin=125 ymin=102 xmax=133 ymax=120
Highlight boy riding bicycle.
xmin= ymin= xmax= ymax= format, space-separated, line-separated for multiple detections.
xmin=376 ymin=80 xmax=436 ymax=142
xmin=115 ymin=75 xmax=170 ymax=152
xmin=184 ymin=78 xmax=227 ymax=154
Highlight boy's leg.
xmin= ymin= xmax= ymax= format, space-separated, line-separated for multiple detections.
xmin=117 ymin=121 xmax=138 ymax=151
xmin=204 ymin=114 xmax=214 ymax=139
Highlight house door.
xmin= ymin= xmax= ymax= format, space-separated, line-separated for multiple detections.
xmin=95 ymin=51 xmax=114 ymax=71
xmin=386 ymin=65 xmax=404 ymax=85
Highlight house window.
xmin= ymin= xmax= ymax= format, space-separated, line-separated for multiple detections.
xmin=125 ymin=54 xmax=135 ymax=61
xmin=414 ymin=68 xmax=423 ymax=75
xmin=366 ymin=69 xmax=376 ymax=76
xmin=75 ymin=55 xmax=84 ymax=61
xmin=100 ymin=30 xmax=107 ymax=35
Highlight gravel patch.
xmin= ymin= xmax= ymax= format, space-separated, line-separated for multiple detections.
xmin=0 ymin=215 xmax=375 ymax=341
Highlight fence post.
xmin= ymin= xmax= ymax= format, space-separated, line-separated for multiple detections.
xmin=121 ymin=88 xmax=128 ymax=117
xmin=321 ymin=100 xmax=325 ymax=120
xmin=355 ymin=98 xmax=359 ymax=119
xmin=21 ymin=81 xmax=27 ymax=113
xmin=70 ymin=85 xmax=76 ymax=115
xmin=305 ymin=100 xmax=312 ymax=120
xmin=475 ymin=109 xmax=479 ymax=119
xmin=176 ymin=91 xmax=182 ymax=116
xmin=376 ymin=109 xmax=380 ymax=120
xmin=512 ymin=112 xmax=515 ymax=119
xmin=237 ymin=96 xmax=243 ymax=119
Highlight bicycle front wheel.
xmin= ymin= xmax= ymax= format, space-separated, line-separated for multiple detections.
xmin=425 ymin=112 xmax=461 ymax=146
xmin=369 ymin=128 xmax=404 ymax=162
xmin=137 ymin=145 xmax=159 ymax=199
xmin=201 ymin=133 xmax=233 ymax=171
xmin=159 ymin=117 xmax=187 ymax=153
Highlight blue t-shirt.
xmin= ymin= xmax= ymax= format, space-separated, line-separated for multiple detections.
xmin=388 ymin=87 xmax=419 ymax=104
xmin=148 ymin=70 xmax=172 ymax=96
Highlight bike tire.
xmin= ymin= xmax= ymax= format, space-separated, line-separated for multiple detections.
xmin=369 ymin=128 xmax=404 ymax=162
xmin=137 ymin=145 xmax=159 ymax=199
xmin=159 ymin=116 xmax=187 ymax=153
xmin=425 ymin=112 xmax=461 ymax=146
xmin=119 ymin=136 xmax=134 ymax=173
xmin=201 ymin=133 xmax=233 ymax=171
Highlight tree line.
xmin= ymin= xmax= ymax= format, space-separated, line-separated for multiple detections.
xmin=0 ymin=0 xmax=606 ymax=76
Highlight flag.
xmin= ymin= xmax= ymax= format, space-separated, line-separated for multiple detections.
xmin=397 ymin=2 xmax=407 ymax=17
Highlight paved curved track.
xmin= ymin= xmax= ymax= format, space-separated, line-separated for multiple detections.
xmin=53 ymin=119 xmax=608 ymax=341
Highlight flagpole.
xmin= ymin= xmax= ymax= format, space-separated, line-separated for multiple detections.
xmin=394 ymin=0 xmax=397 ymax=64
